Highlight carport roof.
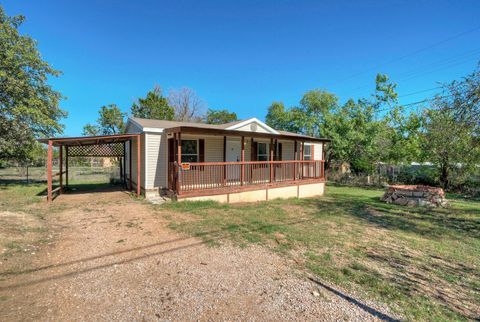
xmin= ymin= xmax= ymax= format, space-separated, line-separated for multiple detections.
xmin=37 ymin=133 xmax=139 ymax=147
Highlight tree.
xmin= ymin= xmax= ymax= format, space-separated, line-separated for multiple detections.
xmin=445 ymin=64 xmax=480 ymax=131
xmin=266 ymin=102 xmax=296 ymax=132
xmin=168 ymin=87 xmax=205 ymax=122
xmin=206 ymin=108 xmax=238 ymax=124
xmin=422 ymin=95 xmax=479 ymax=189
xmin=0 ymin=6 xmax=66 ymax=163
xmin=131 ymin=86 xmax=174 ymax=120
xmin=82 ymin=124 xmax=100 ymax=136
xmin=97 ymin=104 xmax=125 ymax=135
xmin=264 ymin=76 xmax=424 ymax=173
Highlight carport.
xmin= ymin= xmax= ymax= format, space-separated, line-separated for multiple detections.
xmin=38 ymin=134 xmax=141 ymax=201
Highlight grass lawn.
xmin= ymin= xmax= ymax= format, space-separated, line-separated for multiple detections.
xmin=161 ymin=185 xmax=480 ymax=321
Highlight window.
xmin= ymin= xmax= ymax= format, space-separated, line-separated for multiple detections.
xmin=257 ymin=142 xmax=269 ymax=161
xmin=181 ymin=140 xmax=198 ymax=163
xmin=303 ymin=145 xmax=312 ymax=160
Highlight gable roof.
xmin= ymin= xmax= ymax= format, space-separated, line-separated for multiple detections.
xmin=223 ymin=117 xmax=279 ymax=134
xmin=127 ymin=117 xmax=330 ymax=142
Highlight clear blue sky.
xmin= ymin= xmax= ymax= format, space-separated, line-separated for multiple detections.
xmin=3 ymin=0 xmax=480 ymax=136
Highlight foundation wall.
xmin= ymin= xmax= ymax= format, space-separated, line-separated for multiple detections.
xmin=298 ymin=182 xmax=325 ymax=198
xmin=179 ymin=182 xmax=325 ymax=203
xmin=267 ymin=185 xmax=298 ymax=200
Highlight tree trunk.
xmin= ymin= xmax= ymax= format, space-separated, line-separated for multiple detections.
xmin=439 ymin=162 xmax=449 ymax=190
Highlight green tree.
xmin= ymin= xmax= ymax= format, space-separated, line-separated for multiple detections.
xmin=0 ymin=6 xmax=66 ymax=163
xmin=206 ymin=108 xmax=238 ymax=124
xmin=97 ymin=104 xmax=125 ymax=135
xmin=264 ymin=75 xmax=424 ymax=174
xmin=445 ymin=64 xmax=480 ymax=131
xmin=376 ymin=74 xmax=423 ymax=164
xmin=82 ymin=124 xmax=100 ymax=136
xmin=265 ymin=102 xmax=291 ymax=131
xmin=131 ymin=86 xmax=174 ymax=120
xmin=422 ymin=96 xmax=479 ymax=189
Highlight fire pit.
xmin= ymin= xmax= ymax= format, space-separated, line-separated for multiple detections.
xmin=381 ymin=185 xmax=448 ymax=207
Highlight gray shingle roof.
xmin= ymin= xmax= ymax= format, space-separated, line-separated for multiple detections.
xmin=130 ymin=117 xmax=241 ymax=130
xmin=129 ymin=117 xmax=329 ymax=141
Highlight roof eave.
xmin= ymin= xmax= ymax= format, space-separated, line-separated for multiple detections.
xmin=164 ymin=126 xmax=331 ymax=142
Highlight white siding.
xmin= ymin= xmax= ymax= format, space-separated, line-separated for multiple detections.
xmin=204 ymin=136 xmax=224 ymax=162
xmin=145 ymin=132 xmax=167 ymax=189
xmin=312 ymin=142 xmax=323 ymax=160
xmin=126 ymin=134 xmax=145 ymax=189
xmin=281 ymin=140 xmax=295 ymax=160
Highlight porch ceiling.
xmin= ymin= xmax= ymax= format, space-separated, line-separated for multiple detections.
xmin=165 ymin=126 xmax=331 ymax=143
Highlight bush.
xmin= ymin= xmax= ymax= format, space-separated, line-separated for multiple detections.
xmin=396 ymin=165 xmax=437 ymax=186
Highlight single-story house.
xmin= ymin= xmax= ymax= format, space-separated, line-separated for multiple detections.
xmin=124 ymin=117 xmax=330 ymax=203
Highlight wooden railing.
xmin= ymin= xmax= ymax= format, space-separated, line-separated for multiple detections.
xmin=169 ymin=160 xmax=325 ymax=194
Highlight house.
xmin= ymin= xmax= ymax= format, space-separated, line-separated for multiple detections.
xmin=124 ymin=117 xmax=330 ymax=203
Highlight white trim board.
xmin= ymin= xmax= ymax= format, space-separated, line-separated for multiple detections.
xmin=225 ymin=117 xmax=279 ymax=135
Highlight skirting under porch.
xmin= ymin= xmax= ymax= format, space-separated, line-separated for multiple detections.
xmin=178 ymin=181 xmax=325 ymax=203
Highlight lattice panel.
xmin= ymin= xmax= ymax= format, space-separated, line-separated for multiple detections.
xmin=67 ymin=143 xmax=124 ymax=157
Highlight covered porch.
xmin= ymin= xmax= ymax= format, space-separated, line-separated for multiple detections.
xmin=165 ymin=126 xmax=329 ymax=199
xmin=39 ymin=134 xmax=142 ymax=201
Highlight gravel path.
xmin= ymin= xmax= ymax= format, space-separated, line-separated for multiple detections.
xmin=0 ymin=190 xmax=398 ymax=321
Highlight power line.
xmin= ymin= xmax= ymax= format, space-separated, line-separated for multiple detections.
xmin=394 ymin=47 xmax=480 ymax=79
xmin=325 ymin=25 xmax=480 ymax=88
xmin=398 ymin=87 xmax=440 ymax=98
xmin=376 ymin=93 xmax=456 ymax=114
xmin=343 ymin=49 xmax=480 ymax=98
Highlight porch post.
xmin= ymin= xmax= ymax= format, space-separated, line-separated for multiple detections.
xmin=176 ymin=132 xmax=181 ymax=194
xmin=65 ymin=146 xmax=69 ymax=188
xmin=119 ymin=149 xmax=123 ymax=184
xmin=322 ymin=142 xmax=326 ymax=179
xmin=123 ymin=141 xmax=126 ymax=185
xmin=294 ymin=140 xmax=297 ymax=181
xmin=241 ymin=136 xmax=245 ymax=185
xmin=47 ymin=140 xmax=53 ymax=202
xmin=137 ymin=134 xmax=141 ymax=197
xmin=223 ymin=136 xmax=226 ymax=186
xmin=59 ymin=145 xmax=63 ymax=194
xmin=269 ymin=138 xmax=274 ymax=183
xmin=177 ymin=132 xmax=182 ymax=163
xmin=273 ymin=138 xmax=278 ymax=180
xmin=129 ymin=139 xmax=132 ymax=190
xmin=301 ymin=141 xmax=305 ymax=179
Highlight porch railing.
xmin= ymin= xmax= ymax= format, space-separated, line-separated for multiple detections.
xmin=169 ymin=160 xmax=325 ymax=194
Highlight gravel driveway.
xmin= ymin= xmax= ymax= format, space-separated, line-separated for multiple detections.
xmin=0 ymin=189 xmax=397 ymax=321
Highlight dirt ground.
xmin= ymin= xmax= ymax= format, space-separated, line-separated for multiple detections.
xmin=0 ymin=189 xmax=397 ymax=321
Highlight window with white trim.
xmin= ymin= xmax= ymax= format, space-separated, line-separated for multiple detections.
xmin=181 ymin=140 xmax=198 ymax=163
xmin=257 ymin=142 xmax=269 ymax=161
xmin=303 ymin=144 xmax=312 ymax=160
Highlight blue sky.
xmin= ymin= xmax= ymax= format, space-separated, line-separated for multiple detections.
xmin=3 ymin=0 xmax=480 ymax=136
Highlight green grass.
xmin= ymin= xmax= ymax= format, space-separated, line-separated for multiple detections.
xmin=161 ymin=185 xmax=480 ymax=321
xmin=0 ymin=183 xmax=46 ymax=212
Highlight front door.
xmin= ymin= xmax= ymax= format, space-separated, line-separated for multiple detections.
xmin=226 ymin=140 xmax=241 ymax=181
